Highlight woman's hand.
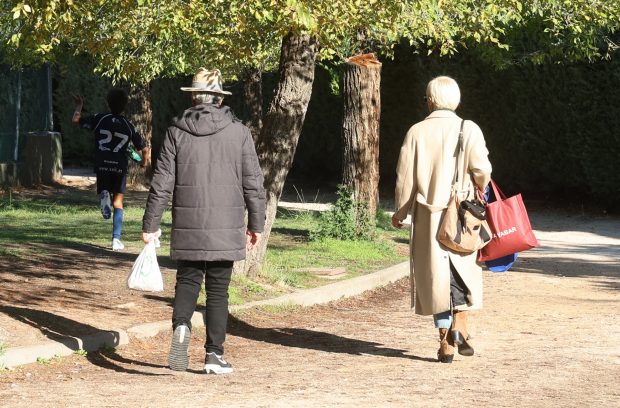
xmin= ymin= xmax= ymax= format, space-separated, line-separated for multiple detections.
xmin=391 ymin=214 xmax=404 ymax=229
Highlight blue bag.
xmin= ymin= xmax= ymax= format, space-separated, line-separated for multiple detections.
xmin=485 ymin=252 xmax=518 ymax=272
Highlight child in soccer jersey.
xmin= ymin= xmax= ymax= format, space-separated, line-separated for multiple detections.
xmin=72 ymin=88 xmax=149 ymax=251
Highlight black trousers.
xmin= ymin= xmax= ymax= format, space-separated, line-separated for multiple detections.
xmin=450 ymin=260 xmax=469 ymax=308
xmin=173 ymin=260 xmax=233 ymax=355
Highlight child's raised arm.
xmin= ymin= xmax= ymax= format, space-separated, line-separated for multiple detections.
xmin=71 ymin=94 xmax=84 ymax=124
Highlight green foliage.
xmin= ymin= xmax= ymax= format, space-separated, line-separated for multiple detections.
xmin=74 ymin=349 xmax=87 ymax=357
xmin=317 ymin=61 xmax=342 ymax=96
xmin=52 ymin=57 xmax=112 ymax=164
xmin=380 ymin=44 xmax=620 ymax=209
xmin=4 ymin=0 xmax=619 ymax=208
xmin=469 ymin=1 xmax=620 ymax=67
xmin=375 ymin=208 xmax=396 ymax=231
xmin=150 ymin=75 xmax=193 ymax=156
xmin=2 ymin=0 xmax=283 ymax=82
xmin=0 ymin=341 xmax=6 ymax=357
xmin=6 ymin=0 xmax=617 ymax=84
xmin=0 ymin=65 xmax=54 ymax=162
xmin=36 ymin=355 xmax=62 ymax=364
xmin=312 ymin=185 xmax=374 ymax=241
xmin=290 ymin=65 xmax=342 ymax=182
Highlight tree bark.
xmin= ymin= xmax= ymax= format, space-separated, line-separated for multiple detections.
xmin=124 ymin=81 xmax=153 ymax=188
xmin=231 ymin=68 xmax=265 ymax=277
xmin=342 ymin=53 xmax=381 ymax=217
xmin=243 ymin=68 xmax=263 ymax=143
xmin=235 ymin=32 xmax=318 ymax=277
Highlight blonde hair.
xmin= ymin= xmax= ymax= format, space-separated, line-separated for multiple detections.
xmin=426 ymin=76 xmax=461 ymax=111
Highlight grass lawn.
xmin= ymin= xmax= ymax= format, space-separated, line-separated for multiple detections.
xmin=262 ymin=209 xmax=409 ymax=287
xmin=0 ymin=188 xmax=409 ymax=304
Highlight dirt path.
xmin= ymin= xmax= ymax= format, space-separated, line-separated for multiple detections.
xmin=0 ymin=182 xmax=338 ymax=349
xmin=1 ymin=214 xmax=618 ymax=408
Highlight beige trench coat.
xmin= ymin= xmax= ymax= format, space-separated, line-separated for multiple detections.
xmin=394 ymin=110 xmax=492 ymax=315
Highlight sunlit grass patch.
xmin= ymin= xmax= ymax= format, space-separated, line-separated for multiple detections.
xmin=1 ymin=191 xmax=408 ymax=306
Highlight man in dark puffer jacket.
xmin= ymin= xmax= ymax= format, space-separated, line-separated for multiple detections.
xmin=142 ymin=68 xmax=265 ymax=374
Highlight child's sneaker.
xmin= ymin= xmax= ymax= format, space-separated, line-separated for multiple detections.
xmin=169 ymin=324 xmax=191 ymax=371
xmin=204 ymin=352 xmax=233 ymax=374
xmin=112 ymin=238 xmax=124 ymax=251
xmin=100 ymin=190 xmax=112 ymax=220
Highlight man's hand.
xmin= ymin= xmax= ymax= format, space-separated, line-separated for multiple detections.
xmin=140 ymin=147 xmax=151 ymax=168
xmin=391 ymin=214 xmax=404 ymax=229
xmin=142 ymin=229 xmax=162 ymax=244
xmin=246 ymin=230 xmax=261 ymax=250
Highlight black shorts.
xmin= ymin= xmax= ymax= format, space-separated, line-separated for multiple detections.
xmin=96 ymin=169 xmax=127 ymax=194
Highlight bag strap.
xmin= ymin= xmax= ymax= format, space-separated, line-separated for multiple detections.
xmin=489 ymin=179 xmax=507 ymax=201
xmin=451 ymin=119 xmax=466 ymax=186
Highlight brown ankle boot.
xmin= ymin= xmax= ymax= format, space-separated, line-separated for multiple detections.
xmin=437 ymin=328 xmax=454 ymax=363
xmin=452 ymin=311 xmax=474 ymax=356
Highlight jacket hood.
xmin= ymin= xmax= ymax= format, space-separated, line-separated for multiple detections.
xmin=173 ymin=104 xmax=234 ymax=136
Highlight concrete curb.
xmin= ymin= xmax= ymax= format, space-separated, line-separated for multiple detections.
xmin=2 ymin=262 xmax=409 ymax=368
xmin=0 ymin=329 xmax=129 ymax=368
xmin=234 ymin=261 xmax=409 ymax=309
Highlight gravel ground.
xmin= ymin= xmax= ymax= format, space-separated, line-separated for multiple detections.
xmin=1 ymin=185 xmax=618 ymax=407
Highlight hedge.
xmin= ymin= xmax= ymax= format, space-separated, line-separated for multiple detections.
xmin=51 ymin=49 xmax=620 ymax=210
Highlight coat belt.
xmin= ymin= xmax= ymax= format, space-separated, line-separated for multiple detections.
xmin=415 ymin=194 xmax=446 ymax=213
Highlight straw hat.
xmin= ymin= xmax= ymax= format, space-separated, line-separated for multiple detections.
xmin=180 ymin=68 xmax=232 ymax=95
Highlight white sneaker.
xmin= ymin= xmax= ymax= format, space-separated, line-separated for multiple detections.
xmin=204 ymin=352 xmax=233 ymax=374
xmin=112 ymin=238 xmax=124 ymax=251
xmin=100 ymin=190 xmax=112 ymax=220
xmin=169 ymin=324 xmax=191 ymax=371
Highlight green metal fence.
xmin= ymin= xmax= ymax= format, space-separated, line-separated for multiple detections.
xmin=0 ymin=65 xmax=53 ymax=162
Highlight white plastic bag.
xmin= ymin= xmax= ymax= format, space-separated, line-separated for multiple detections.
xmin=127 ymin=241 xmax=163 ymax=291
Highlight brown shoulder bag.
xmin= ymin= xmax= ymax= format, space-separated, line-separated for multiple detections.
xmin=437 ymin=120 xmax=492 ymax=254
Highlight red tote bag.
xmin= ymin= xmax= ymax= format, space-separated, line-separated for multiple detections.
xmin=479 ymin=180 xmax=539 ymax=261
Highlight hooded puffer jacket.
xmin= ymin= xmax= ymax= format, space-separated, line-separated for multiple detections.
xmin=143 ymin=104 xmax=265 ymax=261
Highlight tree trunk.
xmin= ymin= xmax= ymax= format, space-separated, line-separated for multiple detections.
xmin=124 ymin=82 xmax=153 ymax=188
xmin=234 ymin=32 xmax=318 ymax=277
xmin=243 ymin=68 xmax=263 ymax=143
xmin=342 ymin=53 xmax=381 ymax=218
xmin=232 ymin=68 xmax=264 ymax=277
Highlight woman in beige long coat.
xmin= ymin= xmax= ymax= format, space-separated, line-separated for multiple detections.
xmin=392 ymin=76 xmax=492 ymax=363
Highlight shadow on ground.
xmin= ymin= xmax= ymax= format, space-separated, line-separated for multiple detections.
xmin=512 ymin=255 xmax=619 ymax=291
xmin=228 ymin=315 xmax=436 ymax=362
xmin=0 ymin=306 xmax=169 ymax=376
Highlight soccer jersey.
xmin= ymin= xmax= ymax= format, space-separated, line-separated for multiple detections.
xmin=80 ymin=113 xmax=145 ymax=174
